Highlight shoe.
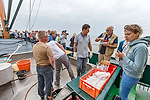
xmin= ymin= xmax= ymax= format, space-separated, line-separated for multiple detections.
xmin=54 ymin=81 xmax=60 ymax=86
xmin=71 ymin=77 xmax=75 ymax=80
xmin=112 ymin=95 xmax=121 ymax=100
xmin=41 ymin=96 xmax=45 ymax=100
xmin=53 ymin=88 xmax=62 ymax=98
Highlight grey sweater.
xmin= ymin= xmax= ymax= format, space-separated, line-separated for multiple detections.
xmin=120 ymin=36 xmax=150 ymax=78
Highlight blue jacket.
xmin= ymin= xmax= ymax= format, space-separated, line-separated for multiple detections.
xmin=120 ymin=36 xmax=150 ymax=78
xmin=49 ymin=34 xmax=53 ymax=41
xmin=117 ymin=40 xmax=125 ymax=52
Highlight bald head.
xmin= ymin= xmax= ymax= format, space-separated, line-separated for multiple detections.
xmin=108 ymin=26 xmax=114 ymax=31
xmin=106 ymin=26 xmax=114 ymax=35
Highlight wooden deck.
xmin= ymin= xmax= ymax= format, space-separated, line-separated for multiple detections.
xmin=0 ymin=52 xmax=94 ymax=100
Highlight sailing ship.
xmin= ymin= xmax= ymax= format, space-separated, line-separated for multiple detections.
xmin=0 ymin=0 xmax=150 ymax=100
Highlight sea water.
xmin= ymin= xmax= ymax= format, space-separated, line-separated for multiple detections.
xmin=66 ymin=35 xmax=150 ymax=64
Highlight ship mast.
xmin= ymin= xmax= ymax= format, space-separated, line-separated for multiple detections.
xmin=0 ymin=0 xmax=9 ymax=39
xmin=0 ymin=0 xmax=23 ymax=39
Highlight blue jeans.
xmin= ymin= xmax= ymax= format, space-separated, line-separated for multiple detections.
xmin=120 ymin=72 xmax=140 ymax=100
xmin=77 ymin=57 xmax=88 ymax=76
xmin=36 ymin=66 xmax=53 ymax=100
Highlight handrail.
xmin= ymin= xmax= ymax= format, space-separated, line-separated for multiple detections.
xmin=65 ymin=40 xmax=150 ymax=61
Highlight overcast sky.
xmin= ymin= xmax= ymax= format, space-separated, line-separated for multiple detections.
xmin=3 ymin=0 xmax=150 ymax=37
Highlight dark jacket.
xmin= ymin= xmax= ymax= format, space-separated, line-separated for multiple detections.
xmin=70 ymin=36 xmax=75 ymax=47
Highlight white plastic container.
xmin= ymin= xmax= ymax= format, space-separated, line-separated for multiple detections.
xmin=0 ymin=63 xmax=13 ymax=86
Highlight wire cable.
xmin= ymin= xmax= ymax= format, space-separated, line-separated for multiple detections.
xmin=29 ymin=0 xmax=41 ymax=31
xmin=24 ymin=82 xmax=38 ymax=100
xmin=26 ymin=0 xmax=35 ymax=30
xmin=11 ymin=74 xmax=37 ymax=82
xmin=26 ymin=0 xmax=42 ymax=31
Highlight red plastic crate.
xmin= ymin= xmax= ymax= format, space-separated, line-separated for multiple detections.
xmin=79 ymin=64 xmax=117 ymax=99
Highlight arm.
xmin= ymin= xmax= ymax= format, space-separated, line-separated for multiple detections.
xmin=48 ymin=56 xmax=55 ymax=69
xmin=47 ymin=46 xmax=55 ymax=69
xmin=88 ymin=43 xmax=92 ymax=51
xmin=88 ymin=43 xmax=93 ymax=58
xmin=95 ymin=34 xmax=104 ymax=42
xmin=73 ymin=42 xmax=77 ymax=59
xmin=73 ymin=43 xmax=77 ymax=52
xmin=117 ymin=45 xmax=148 ymax=72
xmin=123 ymin=46 xmax=148 ymax=72
xmin=108 ymin=43 xmax=118 ymax=49
xmin=56 ymin=42 xmax=66 ymax=53
xmin=104 ymin=37 xmax=118 ymax=48
xmin=95 ymin=37 xmax=104 ymax=42
xmin=102 ymin=43 xmax=117 ymax=48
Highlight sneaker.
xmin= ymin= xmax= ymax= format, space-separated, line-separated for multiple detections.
xmin=54 ymin=81 xmax=60 ymax=86
xmin=112 ymin=95 xmax=121 ymax=100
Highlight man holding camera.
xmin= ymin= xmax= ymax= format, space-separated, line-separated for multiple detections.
xmin=60 ymin=30 xmax=67 ymax=49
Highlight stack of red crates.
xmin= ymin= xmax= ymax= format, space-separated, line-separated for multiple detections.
xmin=79 ymin=64 xmax=117 ymax=99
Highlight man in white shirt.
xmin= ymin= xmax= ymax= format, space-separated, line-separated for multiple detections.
xmin=47 ymin=41 xmax=75 ymax=86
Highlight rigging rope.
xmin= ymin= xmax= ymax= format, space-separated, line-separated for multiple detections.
xmin=26 ymin=0 xmax=41 ymax=31
xmin=29 ymin=0 xmax=41 ymax=31
xmin=26 ymin=0 xmax=35 ymax=30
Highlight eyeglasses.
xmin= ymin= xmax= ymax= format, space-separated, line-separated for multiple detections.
xmin=106 ymin=29 xmax=110 ymax=31
xmin=44 ymin=35 xmax=49 ymax=37
xmin=42 ymin=35 xmax=49 ymax=39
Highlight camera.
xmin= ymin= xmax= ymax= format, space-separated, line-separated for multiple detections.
xmin=62 ymin=30 xmax=69 ymax=35
xmin=66 ymin=33 xmax=69 ymax=35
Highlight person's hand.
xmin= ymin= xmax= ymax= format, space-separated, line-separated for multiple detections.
xmin=64 ymin=33 xmax=67 ymax=36
xmin=101 ymin=43 xmax=109 ymax=47
xmin=99 ymin=38 xmax=104 ymax=41
xmin=52 ymin=65 xmax=55 ymax=70
xmin=90 ymin=51 xmax=93 ymax=58
xmin=73 ymin=52 xmax=77 ymax=59
xmin=115 ymin=52 xmax=119 ymax=61
xmin=115 ymin=50 xmax=125 ymax=59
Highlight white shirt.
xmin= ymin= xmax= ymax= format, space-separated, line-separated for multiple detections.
xmin=46 ymin=41 xmax=65 ymax=60
xmin=122 ymin=41 xmax=130 ymax=55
